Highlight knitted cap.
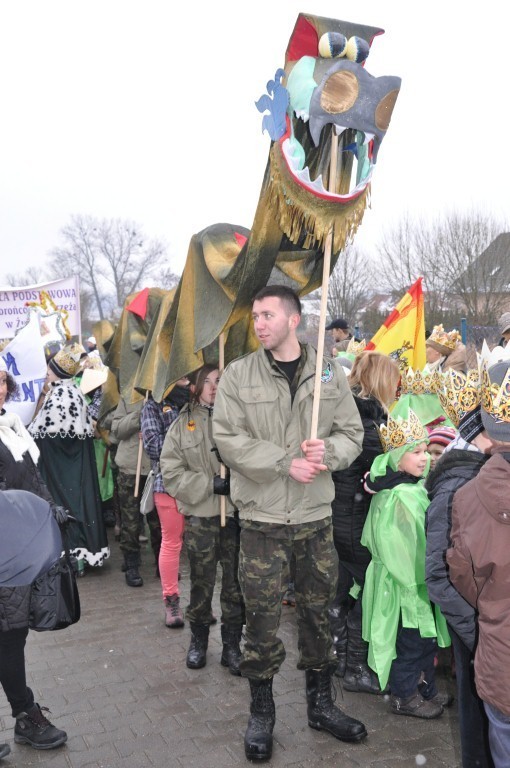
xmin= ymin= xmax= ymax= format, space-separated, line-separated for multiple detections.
xmin=427 ymin=426 xmax=457 ymax=447
xmin=458 ymin=406 xmax=484 ymax=442
xmin=498 ymin=312 xmax=510 ymax=336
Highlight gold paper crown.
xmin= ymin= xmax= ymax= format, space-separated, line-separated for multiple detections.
xmin=50 ymin=343 xmax=86 ymax=378
xmin=346 ymin=338 xmax=366 ymax=356
xmin=427 ymin=324 xmax=461 ymax=351
xmin=480 ymin=360 xmax=510 ymax=423
xmin=400 ymin=367 xmax=444 ymax=396
xmin=438 ymin=369 xmax=481 ymax=426
xmin=377 ymin=408 xmax=428 ymax=453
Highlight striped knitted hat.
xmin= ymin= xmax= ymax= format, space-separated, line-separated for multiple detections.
xmin=427 ymin=426 xmax=457 ymax=447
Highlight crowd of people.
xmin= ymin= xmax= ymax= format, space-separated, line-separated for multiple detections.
xmin=0 ymin=290 xmax=509 ymax=766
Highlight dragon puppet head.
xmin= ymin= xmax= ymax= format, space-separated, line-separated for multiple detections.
xmin=256 ymin=13 xmax=401 ymax=255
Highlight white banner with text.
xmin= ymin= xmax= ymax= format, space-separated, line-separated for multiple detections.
xmin=0 ymin=276 xmax=81 ymax=339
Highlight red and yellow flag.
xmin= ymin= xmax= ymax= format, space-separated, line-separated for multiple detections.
xmin=366 ymin=277 xmax=426 ymax=370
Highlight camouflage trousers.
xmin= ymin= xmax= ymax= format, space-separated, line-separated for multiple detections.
xmin=184 ymin=515 xmax=245 ymax=629
xmin=117 ymin=471 xmax=161 ymax=560
xmin=238 ymin=518 xmax=338 ymax=680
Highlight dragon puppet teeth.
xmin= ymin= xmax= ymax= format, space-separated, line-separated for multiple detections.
xmin=282 ymin=136 xmax=372 ymax=199
xmin=309 ymin=174 xmax=325 ymax=192
xmin=362 ymin=131 xmax=375 ymax=145
xmin=294 ymin=108 xmax=310 ymax=123
xmin=334 ymin=124 xmax=347 ymax=136
xmin=295 ymin=167 xmax=326 ymax=193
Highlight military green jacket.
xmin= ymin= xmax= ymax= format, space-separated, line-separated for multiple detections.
xmin=110 ymin=397 xmax=151 ymax=476
xmin=160 ymin=403 xmax=235 ymax=518
xmin=213 ymin=344 xmax=363 ymax=525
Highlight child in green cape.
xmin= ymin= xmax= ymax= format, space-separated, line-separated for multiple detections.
xmin=361 ymin=408 xmax=451 ymax=719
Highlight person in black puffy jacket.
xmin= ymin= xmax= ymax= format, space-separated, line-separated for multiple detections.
xmin=330 ymin=351 xmax=400 ymax=694
xmin=0 ymin=365 xmax=67 ymax=752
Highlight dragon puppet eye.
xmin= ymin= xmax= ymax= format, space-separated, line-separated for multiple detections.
xmin=320 ymin=70 xmax=359 ymax=114
xmin=318 ymin=32 xmax=347 ymax=59
xmin=375 ymin=88 xmax=400 ymax=131
xmin=344 ymin=36 xmax=370 ymax=64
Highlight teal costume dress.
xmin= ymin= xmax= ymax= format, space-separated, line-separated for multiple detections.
xmin=28 ymin=379 xmax=110 ymax=567
xmin=361 ymin=455 xmax=450 ymax=690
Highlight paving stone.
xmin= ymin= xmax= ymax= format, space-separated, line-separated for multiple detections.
xmin=0 ymin=542 xmax=463 ymax=767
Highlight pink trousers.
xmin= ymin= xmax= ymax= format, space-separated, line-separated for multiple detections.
xmin=154 ymin=492 xmax=184 ymax=599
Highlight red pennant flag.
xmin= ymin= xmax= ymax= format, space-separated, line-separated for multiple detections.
xmin=125 ymin=287 xmax=150 ymax=320
xmin=234 ymin=232 xmax=248 ymax=249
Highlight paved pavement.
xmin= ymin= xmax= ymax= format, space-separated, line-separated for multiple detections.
xmin=0 ymin=539 xmax=462 ymax=768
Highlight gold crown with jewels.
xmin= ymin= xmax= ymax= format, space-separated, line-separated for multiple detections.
xmin=438 ymin=369 xmax=481 ymax=426
xmin=400 ymin=367 xmax=444 ymax=396
xmin=346 ymin=338 xmax=367 ymax=356
xmin=427 ymin=324 xmax=461 ymax=351
xmin=378 ymin=408 xmax=428 ymax=453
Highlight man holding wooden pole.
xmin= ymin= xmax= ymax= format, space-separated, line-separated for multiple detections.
xmin=213 ymin=284 xmax=366 ymax=761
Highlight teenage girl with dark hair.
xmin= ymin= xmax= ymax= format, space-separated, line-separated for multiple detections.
xmin=141 ymin=378 xmax=190 ymax=626
xmin=160 ymin=364 xmax=245 ymax=675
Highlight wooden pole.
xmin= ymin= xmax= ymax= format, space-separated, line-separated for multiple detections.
xmin=310 ymin=131 xmax=339 ymax=440
xmin=218 ymin=332 xmax=226 ymax=527
xmin=134 ymin=391 xmax=149 ymax=498
xmin=101 ymin=444 xmax=110 ymax=478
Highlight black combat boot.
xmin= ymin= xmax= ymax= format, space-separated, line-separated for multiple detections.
xmin=244 ymin=678 xmax=275 ymax=761
xmin=124 ymin=552 xmax=143 ymax=587
xmin=220 ymin=625 xmax=243 ymax=676
xmin=186 ymin=623 xmax=209 ymax=669
xmin=306 ymin=666 xmax=367 ymax=742
xmin=329 ymin=605 xmax=348 ymax=678
xmin=343 ymin=613 xmax=386 ymax=694
xmin=14 ymin=704 xmax=67 ymax=749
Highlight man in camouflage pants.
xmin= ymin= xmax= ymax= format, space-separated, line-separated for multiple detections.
xmin=213 ymin=286 xmax=367 ymax=761
xmin=110 ymin=396 xmax=161 ymax=586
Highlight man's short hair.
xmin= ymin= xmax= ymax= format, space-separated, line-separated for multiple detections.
xmin=252 ymin=285 xmax=302 ymax=317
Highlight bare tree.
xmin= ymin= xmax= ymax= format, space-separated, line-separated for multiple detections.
xmin=157 ymin=266 xmax=180 ymax=291
xmin=376 ymin=209 xmax=509 ymax=326
xmin=439 ymin=211 xmax=509 ymax=324
xmin=50 ymin=215 xmax=172 ymax=319
xmin=375 ymin=215 xmax=418 ymax=297
xmin=326 ymin=243 xmax=373 ymax=325
xmin=5 ymin=266 xmax=50 ymax=286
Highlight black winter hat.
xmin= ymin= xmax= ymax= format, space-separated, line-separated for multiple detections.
xmin=326 ymin=317 xmax=349 ymax=331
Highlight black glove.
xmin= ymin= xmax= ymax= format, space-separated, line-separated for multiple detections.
xmin=50 ymin=504 xmax=74 ymax=526
xmin=213 ymin=475 xmax=230 ymax=496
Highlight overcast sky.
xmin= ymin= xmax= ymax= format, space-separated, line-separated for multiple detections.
xmin=1 ymin=1 xmax=508 ymax=285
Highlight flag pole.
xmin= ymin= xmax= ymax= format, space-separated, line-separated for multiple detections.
xmin=310 ymin=131 xmax=339 ymax=440
xmin=218 ymin=332 xmax=226 ymax=527
xmin=134 ymin=390 xmax=149 ymax=498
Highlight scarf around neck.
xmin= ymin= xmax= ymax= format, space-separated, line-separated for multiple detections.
xmin=0 ymin=410 xmax=40 ymax=464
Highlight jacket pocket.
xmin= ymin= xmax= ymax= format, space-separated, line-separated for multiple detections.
xmin=238 ymin=386 xmax=280 ymax=443
xmin=180 ymin=429 xmax=205 ymax=451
